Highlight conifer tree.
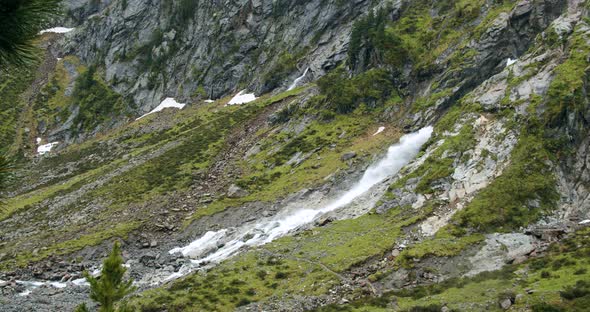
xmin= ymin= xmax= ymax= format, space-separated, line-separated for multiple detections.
xmin=83 ymin=242 xmax=135 ymax=312
xmin=74 ymin=303 xmax=89 ymax=312
xmin=0 ymin=0 xmax=62 ymax=68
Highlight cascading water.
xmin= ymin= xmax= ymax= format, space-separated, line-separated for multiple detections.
xmin=13 ymin=127 xmax=433 ymax=291
xmin=168 ymin=126 xmax=433 ymax=278
xmin=287 ymin=68 xmax=309 ymax=91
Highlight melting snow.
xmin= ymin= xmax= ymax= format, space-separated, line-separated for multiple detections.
xmin=39 ymin=27 xmax=74 ymax=34
xmin=580 ymin=219 xmax=590 ymax=225
xmin=37 ymin=142 xmax=59 ymax=155
xmin=204 ymin=99 xmax=215 ymax=103
xmin=373 ymin=126 xmax=386 ymax=136
xmin=506 ymin=58 xmax=517 ymax=66
xmin=227 ymin=90 xmax=257 ymax=105
xmin=137 ymin=98 xmax=185 ymax=120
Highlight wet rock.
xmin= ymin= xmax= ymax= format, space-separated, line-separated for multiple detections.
xmin=139 ymin=253 xmax=157 ymax=267
xmin=315 ymin=217 xmax=334 ymax=227
xmin=340 ymin=152 xmax=357 ymax=161
xmin=286 ymin=151 xmax=307 ymax=167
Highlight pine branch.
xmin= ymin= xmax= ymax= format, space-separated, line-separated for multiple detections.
xmin=0 ymin=0 xmax=62 ymax=69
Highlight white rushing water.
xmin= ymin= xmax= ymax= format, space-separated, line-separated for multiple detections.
xmin=15 ymin=280 xmax=67 ymax=297
xmin=506 ymin=58 xmax=517 ymax=66
xmin=168 ymin=126 xmax=433 ymax=276
xmin=287 ymin=68 xmax=309 ymax=91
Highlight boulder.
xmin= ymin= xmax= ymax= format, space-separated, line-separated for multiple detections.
xmin=500 ymin=298 xmax=512 ymax=310
xmin=341 ymin=152 xmax=357 ymax=161
xmin=227 ymin=184 xmax=249 ymax=198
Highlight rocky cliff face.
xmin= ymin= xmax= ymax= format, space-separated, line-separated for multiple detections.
xmin=1 ymin=0 xmax=590 ymax=311
xmin=64 ymin=0 xmax=375 ymax=112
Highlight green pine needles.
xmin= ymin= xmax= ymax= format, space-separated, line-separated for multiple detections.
xmin=81 ymin=242 xmax=136 ymax=312
xmin=0 ymin=0 xmax=62 ymax=68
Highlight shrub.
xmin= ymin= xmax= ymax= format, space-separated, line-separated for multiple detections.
xmin=560 ymin=280 xmax=590 ymax=300
xmin=452 ymin=126 xmax=558 ymax=232
xmin=74 ymin=303 xmax=89 ymax=312
xmin=71 ymin=66 xmax=126 ymax=134
xmin=531 ymin=303 xmax=565 ymax=312
xmin=236 ymin=298 xmax=251 ymax=307
xmin=256 ymin=270 xmax=267 ymax=280
xmin=263 ymin=52 xmax=298 ymax=90
xmin=408 ymin=304 xmax=444 ymax=312
xmin=574 ymin=268 xmax=587 ymax=275
xmin=551 ymin=257 xmax=576 ymax=270
xmin=0 ymin=153 xmax=13 ymax=194
xmin=348 ymin=6 xmax=407 ymax=71
xmin=316 ymin=68 xmax=395 ymax=114
xmin=274 ymin=271 xmax=289 ymax=279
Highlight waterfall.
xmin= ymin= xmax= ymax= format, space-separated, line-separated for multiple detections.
xmin=169 ymin=126 xmax=433 ymax=269
xmin=287 ymin=68 xmax=309 ymax=91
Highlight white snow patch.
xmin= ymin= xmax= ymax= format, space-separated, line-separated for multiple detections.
xmin=506 ymin=58 xmax=517 ymax=66
xmin=136 ymin=97 xmax=185 ymax=120
xmin=39 ymin=27 xmax=74 ymax=34
xmin=204 ymin=99 xmax=215 ymax=103
xmin=36 ymin=137 xmax=42 ymax=144
xmin=37 ymin=142 xmax=59 ymax=155
xmin=373 ymin=126 xmax=386 ymax=136
xmin=580 ymin=219 xmax=590 ymax=225
xmin=227 ymin=90 xmax=257 ymax=105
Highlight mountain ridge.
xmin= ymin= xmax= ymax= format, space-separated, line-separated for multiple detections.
xmin=1 ymin=0 xmax=589 ymax=311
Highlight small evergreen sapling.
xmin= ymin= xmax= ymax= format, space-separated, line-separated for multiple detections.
xmin=82 ymin=242 xmax=135 ymax=312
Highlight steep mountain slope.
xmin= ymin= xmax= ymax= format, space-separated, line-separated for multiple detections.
xmin=1 ymin=0 xmax=590 ymax=311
